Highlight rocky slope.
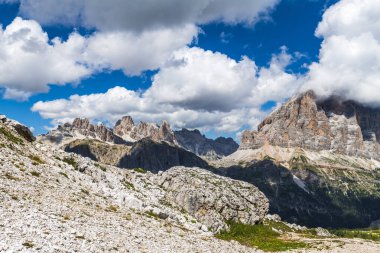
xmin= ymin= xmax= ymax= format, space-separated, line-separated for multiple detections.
xmin=63 ymin=138 xmax=209 ymax=173
xmin=0 ymin=115 xmax=269 ymax=252
xmin=240 ymin=91 xmax=380 ymax=160
xmin=175 ymin=128 xmax=238 ymax=159
xmin=216 ymin=91 xmax=380 ymax=228
xmin=215 ymin=148 xmax=380 ymax=228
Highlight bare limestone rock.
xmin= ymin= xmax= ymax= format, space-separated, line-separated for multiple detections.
xmin=0 ymin=114 xmax=35 ymax=142
xmin=240 ymin=91 xmax=380 ymax=160
xmin=154 ymin=167 xmax=269 ymax=233
xmin=38 ymin=118 xmax=125 ymax=146
xmin=0 ymin=117 xmax=262 ymax=253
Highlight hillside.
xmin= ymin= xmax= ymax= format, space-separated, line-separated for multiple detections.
xmin=215 ymin=92 xmax=380 ymax=228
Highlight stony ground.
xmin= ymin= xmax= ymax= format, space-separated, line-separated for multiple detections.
xmin=0 ymin=118 xmax=379 ymax=252
xmin=0 ymin=120 xmax=261 ymax=253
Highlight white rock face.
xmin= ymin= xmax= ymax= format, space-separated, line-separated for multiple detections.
xmin=154 ymin=167 xmax=269 ymax=233
xmin=240 ymin=91 xmax=380 ymax=160
xmin=0 ymin=117 xmax=262 ymax=253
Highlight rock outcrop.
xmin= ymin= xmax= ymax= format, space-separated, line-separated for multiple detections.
xmin=154 ymin=167 xmax=269 ymax=232
xmin=174 ymin=129 xmax=238 ymax=160
xmin=38 ymin=118 xmax=125 ymax=146
xmin=113 ymin=116 xmax=177 ymax=145
xmin=240 ymin=91 xmax=380 ymax=160
xmin=0 ymin=115 xmax=35 ymax=142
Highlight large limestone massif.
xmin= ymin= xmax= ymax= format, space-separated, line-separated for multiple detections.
xmin=217 ymin=91 xmax=380 ymax=228
xmin=154 ymin=167 xmax=269 ymax=232
xmin=240 ymin=91 xmax=380 ymax=160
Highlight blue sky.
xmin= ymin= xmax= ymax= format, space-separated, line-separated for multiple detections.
xmin=1 ymin=0 xmax=377 ymax=140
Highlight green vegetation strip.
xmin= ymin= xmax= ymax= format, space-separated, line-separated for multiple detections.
xmin=0 ymin=127 xmax=24 ymax=145
xmin=216 ymin=221 xmax=308 ymax=252
xmin=330 ymin=228 xmax=380 ymax=242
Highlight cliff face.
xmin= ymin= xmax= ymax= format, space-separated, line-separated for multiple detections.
xmin=174 ymin=129 xmax=238 ymax=159
xmin=64 ymin=138 xmax=209 ymax=173
xmin=113 ymin=116 xmax=177 ymax=145
xmin=38 ymin=118 xmax=126 ymax=145
xmin=240 ymin=91 xmax=380 ymax=160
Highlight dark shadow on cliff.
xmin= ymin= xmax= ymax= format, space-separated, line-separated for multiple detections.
xmin=117 ymin=138 xmax=210 ymax=173
xmin=212 ymin=160 xmax=380 ymax=229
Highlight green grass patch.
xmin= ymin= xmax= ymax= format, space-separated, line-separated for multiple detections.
xmin=107 ymin=205 xmax=118 ymax=212
xmin=58 ymin=171 xmax=69 ymax=179
xmin=0 ymin=127 xmax=24 ymax=145
xmin=4 ymin=172 xmax=20 ymax=181
xmin=330 ymin=228 xmax=380 ymax=242
xmin=133 ymin=168 xmax=147 ymax=174
xmin=30 ymin=171 xmax=41 ymax=177
xmin=28 ymin=155 xmax=45 ymax=164
xmin=62 ymin=157 xmax=79 ymax=170
xmin=122 ymin=179 xmax=135 ymax=190
xmin=95 ymin=163 xmax=107 ymax=172
xmin=216 ymin=221 xmax=309 ymax=252
xmin=22 ymin=241 xmax=34 ymax=248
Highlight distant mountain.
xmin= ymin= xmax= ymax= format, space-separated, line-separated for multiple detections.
xmin=113 ymin=116 xmax=178 ymax=145
xmin=174 ymin=128 xmax=238 ymax=160
xmin=39 ymin=116 xmax=238 ymax=160
xmin=38 ymin=117 xmax=177 ymax=147
xmin=216 ymin=91 xmax=380 ymax=228
xmin=240 ymin=90 xmax=380 ymax=159
xmin=38 ymin=116 xmax=213 ymax=172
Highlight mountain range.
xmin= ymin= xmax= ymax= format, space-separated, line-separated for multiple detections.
xmin=1 ymin=90 xmax=380 ymax=251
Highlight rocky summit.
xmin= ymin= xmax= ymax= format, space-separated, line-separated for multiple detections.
xmin=241 ymin=91 xmax=380 ymax=160
xmin=40 ymin=116 xmax=238 ymax=161
xmin=175 ymin=128 xmax=239 ymax=159
xmin=38 ymin=117 xmax=178 ymax=147
xmin=114 ymin=116 xmax=178 ymax=145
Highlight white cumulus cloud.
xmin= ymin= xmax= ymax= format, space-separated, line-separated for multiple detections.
xmin=32 ymin=47 xmax=300 ymax=133
xmin=0 ymin=18 xmax=198 ymax=99
xmin=0 ymin=17 xmax=91 ymax=100
xmin=18 ymin=0 xmax=279 ymax=32
xmin=302 ymin=0 xmax=380 ymax=105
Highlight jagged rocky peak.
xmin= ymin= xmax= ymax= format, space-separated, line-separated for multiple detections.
xmin=114 ymin=116 xmax=135 ymax=136
xmin=240 ymin=90 xmax=380 ymax=159
xmin=40 ymin=117 xmax=125 ymax=145
xmin=113 ymin=116 xmax=177 ymax=145
xmin=174 ymin=128 xmax=238 ymax=159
